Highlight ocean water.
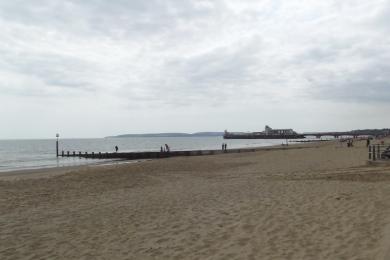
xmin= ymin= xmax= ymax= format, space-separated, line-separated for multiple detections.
xmin=0 ymin=136 xmax=315 ymax=173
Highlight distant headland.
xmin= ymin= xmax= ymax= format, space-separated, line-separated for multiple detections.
xmin=107 ymin=128 xmax=390 ymax=139
xmin=106 ymin=132 xmax=224 ymax=138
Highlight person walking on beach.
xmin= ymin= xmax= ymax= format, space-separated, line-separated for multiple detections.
xmin=160 ymin=146 xmax=164 ymax=153
xmin=222 ymin=143 xmax=227 ymax=152
xmin=165 ymin=144 xmax=170 ymax=152
xmin=115 ymin=146 xmax=118 ymax=152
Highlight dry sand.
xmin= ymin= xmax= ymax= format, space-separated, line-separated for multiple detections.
xmin=1 ymin=140 xmax=390 ymax=259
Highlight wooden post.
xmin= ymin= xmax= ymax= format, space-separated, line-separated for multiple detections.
xmin=373 ymin=145 xmax=376 ymax=161
xmin=378 ymin=144 xmax=381 ymax=160
xmin=56 ymin=133 xmax=59 ymax=157
xmin=368 ymin=145 xmax=372 ymax=160
xmin=73 ymin=151 xmax=75 ymax=156
xmin=62 ymin=150 xmax=64 ymax=157
xmin=79 ymin=151 xmax=81 ymax=157
xmin=67 ymin=151 xmax=70 ymax=157
xmin=92 ymin=152 xmax=94 ymax=158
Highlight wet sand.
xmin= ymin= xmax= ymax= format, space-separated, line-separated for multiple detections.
xmin=1 ymin=139 xmax=390 ymax=259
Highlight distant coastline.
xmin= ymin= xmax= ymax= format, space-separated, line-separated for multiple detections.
xmin=107 ymin=128 xmax=390 ymax=139
xmin=106 ymin=132 xmax=224 ymax=138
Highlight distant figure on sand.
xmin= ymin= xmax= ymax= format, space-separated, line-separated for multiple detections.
xmin=165 ymin=144 xmax=170 ymax=152
xmin=160 ymin=146 xmax=164 ymax=153
xmin=115 ymin=146 xmax=118 ymax=152
xmin=366 ymin=138 xmax=370 ymax=147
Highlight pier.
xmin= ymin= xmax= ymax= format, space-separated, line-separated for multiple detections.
xmin=303 ymin=132 xmax=363 ymax=138
xmin=303 ymin=129 xmax=390 ymax=138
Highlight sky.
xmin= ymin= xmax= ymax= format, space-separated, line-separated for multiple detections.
xmin=1 ymin=0 xmax=389 ymax=139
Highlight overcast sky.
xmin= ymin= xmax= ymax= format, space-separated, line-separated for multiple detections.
xmin=1 ymin=0 xmax=389 ymax=138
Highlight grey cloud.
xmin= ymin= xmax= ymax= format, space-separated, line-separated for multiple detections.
xmin=1 ymin=0 xmax=390 ymax=105
xmin=0 ymin=0 xmax=217 ymax=39
xmin=294 ymin=46 xmax=342 ymax=64
xmin=366 ymin=0 xmax=390 ymax=32
xmin=119 ymin=36 xmax=272 ymax=106
xmin=309 ymin=62 xmax=390 ymax=102
xmin=0 ymin=50 xmax=95 ymax=96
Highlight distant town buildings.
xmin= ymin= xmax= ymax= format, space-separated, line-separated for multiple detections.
xmin=264 ymin=125 xmax=295 ymax=135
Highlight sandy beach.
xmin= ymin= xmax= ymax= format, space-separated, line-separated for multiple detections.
xmin=1 ymin=140 xmax=390 ymax=259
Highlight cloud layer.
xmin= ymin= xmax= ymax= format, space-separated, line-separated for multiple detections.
xmin=1 ymin=0 xmax=389 ymax=138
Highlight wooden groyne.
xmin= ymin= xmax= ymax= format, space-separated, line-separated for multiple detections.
xmin=59 ymin=146 xmax=311 ymax=161
xmin=60 ymin=149 xmax=250 ymax=160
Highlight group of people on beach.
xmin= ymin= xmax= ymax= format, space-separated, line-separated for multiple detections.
xmin=343 ymin=137 xmax=373 ymax=148
xmin=160 ymin=144 xmax=170 ymax=153
xmin=222 ymin=143 xmax=228 ymax=152
xmin=114 ymin=145 xmax=171 ymax=153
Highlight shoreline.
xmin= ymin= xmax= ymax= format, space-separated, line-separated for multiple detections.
xmin=0 ymin=136 xmax=329 ymax=176
xmin=0 ymin=141 xmax=322 ymax=180
xmin=0 ymin=159 xmax=143 ymax=181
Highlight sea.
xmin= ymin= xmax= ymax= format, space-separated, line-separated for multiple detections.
xmin=0 ymin=136 xmax=321 ymax=173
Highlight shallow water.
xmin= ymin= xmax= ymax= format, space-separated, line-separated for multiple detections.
xmin=0 ymin=136 xmax=323 ymax=173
